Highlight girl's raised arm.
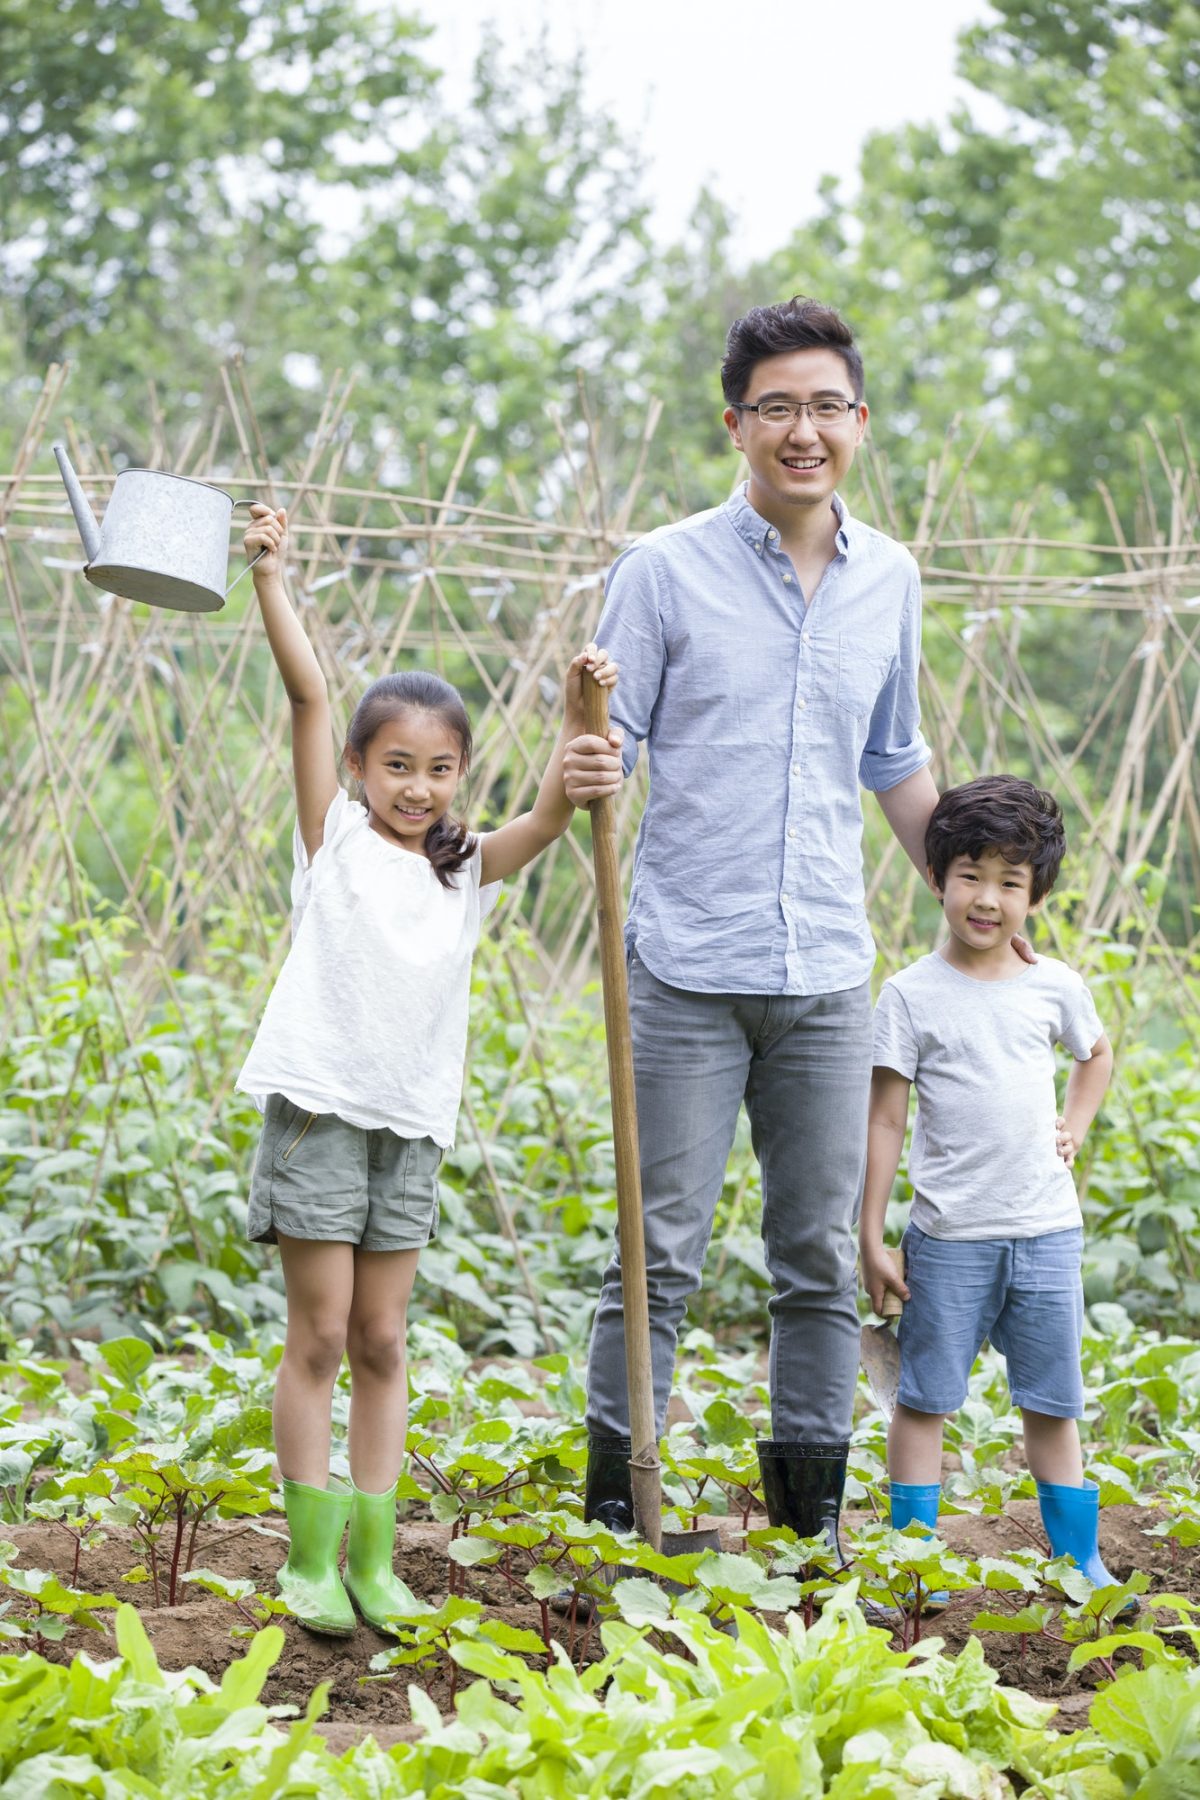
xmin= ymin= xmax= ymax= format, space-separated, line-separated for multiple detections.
xmin=245 ymin=506 xmax=339 ymax=859
xmin=479 ymin=646 xmax=620 ymax=885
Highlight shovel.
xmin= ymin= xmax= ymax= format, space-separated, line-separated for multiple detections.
xmin=859 ymin=1249 xmax=906 ymax=1420
xmin=582 ymin=672 xmax=721 ymax=1563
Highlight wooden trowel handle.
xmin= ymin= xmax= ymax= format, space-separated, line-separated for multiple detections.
xmin=879 ymin=1247 xmax=906 ymax=1320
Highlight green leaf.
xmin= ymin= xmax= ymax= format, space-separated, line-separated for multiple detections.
xmin=1068 ymin=1630 xmax=1174 ymax=1671
xmin=97 ymin=1337 xmax=154 ymax=1391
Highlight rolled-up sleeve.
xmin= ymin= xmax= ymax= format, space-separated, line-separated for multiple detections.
xmin=595 ymin=546 xmax=667 ymax=778
xmin=859 ymin=566 xmax=932 ymax=793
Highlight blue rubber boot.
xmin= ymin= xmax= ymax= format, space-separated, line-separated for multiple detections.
xmin=1037 ymin=1478 xmax=1138 ymax=1618
xmin=890 ymin=1481 xmax=949 ymax=1614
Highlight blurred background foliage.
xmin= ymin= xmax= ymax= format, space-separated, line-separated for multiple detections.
xmin=4 ymin=0 xmax=1199 ymax=534
xmin=2 ymin=0 xmax=1199 ymax=1357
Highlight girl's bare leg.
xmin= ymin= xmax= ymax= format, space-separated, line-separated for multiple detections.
xmin=1022 ymin=1410 xmax=1084 ymax=1486
xmin=274 ymin=1236 xmax=356 ymax=1486
xmin=345 ymin=1247 xmax=421 ymax=1492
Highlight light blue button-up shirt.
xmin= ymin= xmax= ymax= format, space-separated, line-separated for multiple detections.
xmin=597 ymin=485 xmax=931 ymax=996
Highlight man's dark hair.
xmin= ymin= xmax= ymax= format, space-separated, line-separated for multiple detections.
xmin=925 ymin=775 xmax=1066 ymax=905
xmin=721 ymin=296 xmax=864 ymax=404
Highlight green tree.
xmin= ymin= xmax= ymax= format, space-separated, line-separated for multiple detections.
xmin=0 ymin=0 xmax=436 ymax=446
xmin=0 ymin=7 xmax=653 ymax=497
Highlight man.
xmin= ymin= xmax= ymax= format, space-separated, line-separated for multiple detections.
xmin=563 ymin=297 xmax=940 ymax=1553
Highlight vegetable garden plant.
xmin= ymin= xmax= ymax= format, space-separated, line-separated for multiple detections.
xmin=1 ymin=881 xmax=1199 ymax=1786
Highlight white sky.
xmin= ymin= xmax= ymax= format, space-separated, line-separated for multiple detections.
xmin=422 ymin=0 xmax=1003 ymax=261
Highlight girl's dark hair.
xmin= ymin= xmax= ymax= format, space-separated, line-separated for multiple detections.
xmin=343 ymin=672 xmax=474 ymax=888
xmin=721 ymin=296 xmax=865 ymax=403
xmin=925 ymin=775 xmax=1066 ymax=904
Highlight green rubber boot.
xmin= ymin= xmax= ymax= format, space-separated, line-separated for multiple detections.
xmin=277 ymin=1477 xmax=355 ymax=1637
xmin=345 ymin=1481 xmax=413 ymax=1633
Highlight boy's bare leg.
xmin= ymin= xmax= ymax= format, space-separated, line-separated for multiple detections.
xmin=888 ymin=1402 xmax=947 ymax=1484
xmin=1021 ymin=1410 xmax=1084 ymax=1485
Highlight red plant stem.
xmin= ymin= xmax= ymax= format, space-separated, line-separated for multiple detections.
xmin=168 ymin=1503 xmax=187 ymax=1607
xmin=184 ymin=1496 xmax=222 ymax=1577
xmin=411 ymin=1452 xmax=454 ymax=1495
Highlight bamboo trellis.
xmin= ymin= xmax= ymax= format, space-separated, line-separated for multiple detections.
xmin=3 ymin=364 xmax=1199 ymax=1127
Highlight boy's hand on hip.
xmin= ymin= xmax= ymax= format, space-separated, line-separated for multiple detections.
xmin=860 ymin=1242 xmax=910 ymax=1317
xmin=1055 ymin=1116 xmax=1077 ymax=1167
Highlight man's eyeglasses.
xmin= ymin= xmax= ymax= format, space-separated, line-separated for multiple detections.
xmin=730 ymin=398 xmax=859 ymax=426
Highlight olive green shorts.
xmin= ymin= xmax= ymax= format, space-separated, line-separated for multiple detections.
xmin=247 ymin=1094 xmax=442 ymax=1252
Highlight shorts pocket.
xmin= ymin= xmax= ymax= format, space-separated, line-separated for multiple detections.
xmin=273 ymin=1102 xmax=319 ymax=1170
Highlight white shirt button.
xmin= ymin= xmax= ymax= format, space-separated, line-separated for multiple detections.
xmin=797 ymin=698 xmax=807 ymax=710
xmin=768 ymin=529 xmax=777 ymax=540
xmin=792 ymin=763 xmax=801 ymax=776
xmin=803 ymin=631 xmax=812 ymax=643
xmin=754 ymin=542 xmax=762 ymax=552
xmin=782 ymin=573 xmax=793 ymax=584
xmin=787 ymin=827 xmax=797 ymax=839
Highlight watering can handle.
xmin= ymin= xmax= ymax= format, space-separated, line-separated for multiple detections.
xmin=225 ymin=499 xmax=275 ymax=596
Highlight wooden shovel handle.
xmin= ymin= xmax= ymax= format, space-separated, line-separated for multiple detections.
xmin=582 ymin=671 xmax=662 ymax=1548
xmin=879 ymin=1247 xmax=906 ymax=1320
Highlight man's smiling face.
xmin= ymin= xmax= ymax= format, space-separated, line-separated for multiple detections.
xmin=724 ymin=347 xmax=867 ymax=527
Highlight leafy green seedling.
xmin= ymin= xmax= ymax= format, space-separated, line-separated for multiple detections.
xmin=851 ymin=1522 xmax=975 ymax=1647
xmin=181 ymin=1567 xmax=293 ymax=1637
xmin=27 ymin=1467 xmax=118 ymax=1585
xmin=100 ymin=1445 xmax=274 ymax=1606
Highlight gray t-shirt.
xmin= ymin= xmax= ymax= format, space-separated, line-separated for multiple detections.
xmin=873 ymin=952 xmax=1104 ymax=1240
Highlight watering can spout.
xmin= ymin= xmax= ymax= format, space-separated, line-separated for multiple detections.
xmin=52 ymin=443 xmax=101 ymax=565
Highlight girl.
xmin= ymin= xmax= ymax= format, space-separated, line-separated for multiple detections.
xmin=236 ymin=503 xmax=619 ymax=1637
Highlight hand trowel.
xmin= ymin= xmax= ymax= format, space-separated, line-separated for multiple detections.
xmin=860 ymin=1249 xmax=906 ymax=1420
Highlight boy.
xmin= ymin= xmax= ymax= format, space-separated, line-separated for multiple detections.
xmin=859 ymin=774 xmax=1128 ymax=1600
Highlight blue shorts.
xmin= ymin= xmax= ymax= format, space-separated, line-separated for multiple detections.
xmin=897 ymin=1222 xmax=1085 ymax=1418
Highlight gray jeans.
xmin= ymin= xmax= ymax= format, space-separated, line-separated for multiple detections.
xmin=585 ymin=953 xmax=872 ymax=1442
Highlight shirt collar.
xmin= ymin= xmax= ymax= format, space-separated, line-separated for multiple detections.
xmin=725 ymin=483 xmax=854 ymax=557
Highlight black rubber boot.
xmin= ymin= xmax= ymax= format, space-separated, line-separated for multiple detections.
xmin=584 ymin=1436 xmax=634 ymax=1532
xmin=757 ymin=1440 xmax=849 ymax=1564
xmin=547 ymin=1437 xmax=635 ymax=1623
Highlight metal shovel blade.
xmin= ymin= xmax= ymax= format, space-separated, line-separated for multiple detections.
xmin=860 ymin=1320 xmax=901 ymax=1420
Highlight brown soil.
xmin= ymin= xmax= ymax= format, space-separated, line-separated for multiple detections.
xmin=6 ymin=1498 xmax=1194 ymax=1749
xmin=4 ymin=1510 xmax=611 ymax=1748
xmin=867 ymin=1497 xmax=1197 ymax=1712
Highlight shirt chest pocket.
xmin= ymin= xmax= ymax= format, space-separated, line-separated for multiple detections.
xmin=835 ymin=634 xmax=896 ymax=718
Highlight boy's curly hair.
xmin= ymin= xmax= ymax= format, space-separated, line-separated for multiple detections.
xmin=925 ymin=775 xmax=1066 ymax=904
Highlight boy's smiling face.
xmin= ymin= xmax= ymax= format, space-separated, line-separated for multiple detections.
xmin=933 ymin=847 xmax=1041 ymax=975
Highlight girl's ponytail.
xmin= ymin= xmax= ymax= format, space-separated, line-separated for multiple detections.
xmin=344 ymin=672 xmax=476 ymax=890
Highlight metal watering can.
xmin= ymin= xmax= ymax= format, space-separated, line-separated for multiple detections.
xmin=53 ymin=443 xmax=267 ymax=613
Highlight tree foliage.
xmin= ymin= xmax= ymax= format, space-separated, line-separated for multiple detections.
xmin=2 ymin=0 xmax=1197 ymax=524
